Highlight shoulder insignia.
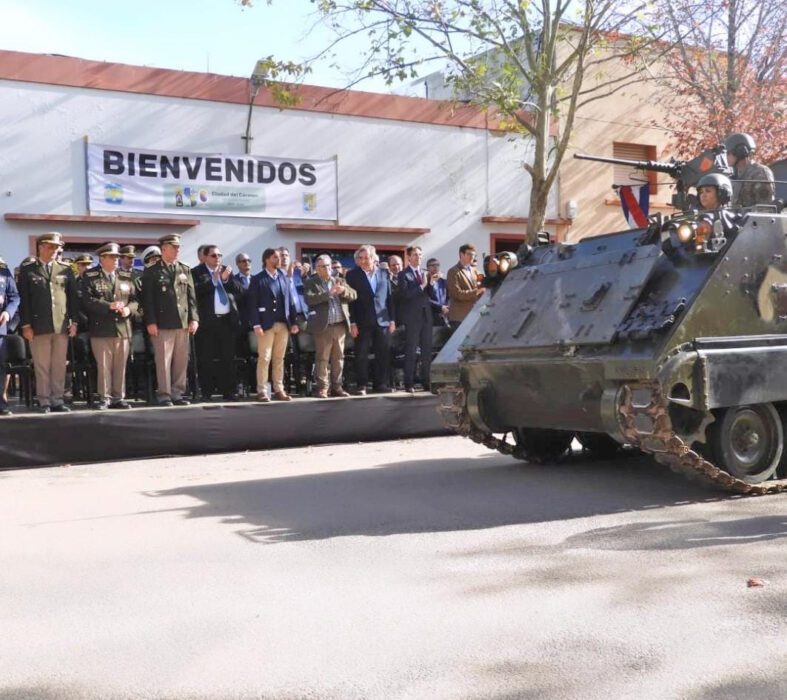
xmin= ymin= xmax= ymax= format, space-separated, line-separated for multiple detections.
xmin=85 ymin=271 xmax=100 ymax=278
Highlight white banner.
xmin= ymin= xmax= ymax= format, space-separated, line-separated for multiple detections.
xmin=87 ymin=143 xmax=337 ymax=220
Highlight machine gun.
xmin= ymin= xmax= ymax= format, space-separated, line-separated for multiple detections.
xmin=575 ymin=145 xmax=733 ymax=211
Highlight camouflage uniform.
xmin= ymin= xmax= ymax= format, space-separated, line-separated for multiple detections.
xmin=733 ymin=161 xmax=775 ymax=207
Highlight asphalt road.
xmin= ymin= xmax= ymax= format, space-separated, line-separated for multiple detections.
xmin=0 ymin=437 xmax=785 ymax=700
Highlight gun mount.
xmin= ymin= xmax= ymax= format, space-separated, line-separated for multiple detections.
xmin=575 ymin=146 xmax=733 ymax=211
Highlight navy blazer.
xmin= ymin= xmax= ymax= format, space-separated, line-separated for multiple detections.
xmin=0 ymin=268 xmax=20 ymax=336
xmin=397 ymin=267 xmax=433 ymax=327
xmin=248 ymin=269 xmax=297 ymax=331
xmin=346 ymin=266 xmax=394 ymax=328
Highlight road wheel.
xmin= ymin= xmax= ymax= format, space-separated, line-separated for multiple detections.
xmin=513 ymin=428 xmax=574 ymax=464
xmin=576 ymin=432 xmax=622 ymax=459
xmin=708 ymin=404 xmax=783 ymax=484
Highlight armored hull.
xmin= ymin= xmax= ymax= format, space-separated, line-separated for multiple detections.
xmin=434 ymin=209 xmax=787 ymax=493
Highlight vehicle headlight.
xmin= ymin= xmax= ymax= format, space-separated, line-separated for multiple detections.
xmin=676 ymin=221 xmax=695 ymax=244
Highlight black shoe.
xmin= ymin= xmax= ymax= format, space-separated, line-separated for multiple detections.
xmin=38 ymin=406 xmax=50 ymax=414
xmin=94 ymin=401 xmax=109 ymax=411
xmin=373 ymin=386 xmax=390 ymax=394
xmin=222 ymin=394 xmax=240 ymax=402
xmin=404 ymin=386 xmax=415 ymax=394
xmin=172 ymin=398 xmax=191 ymax=406
xmin=50 ymin=404 xmax=72 ymax=413
xmin=0 ymin=408 xmax=11 ymax=417
xmin=354 ymin=388 xmax=367 ymax=396
xmin=109 ymin=400 xmax=131 ymax=409
xmin=157 ymin=399 xmax=174 ymax=407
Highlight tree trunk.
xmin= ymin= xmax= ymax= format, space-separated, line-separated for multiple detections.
xmin=526 ymin=180 xmax=550 ymax=245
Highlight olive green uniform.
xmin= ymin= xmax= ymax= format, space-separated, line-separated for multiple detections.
xmin=17 ymin=259 xmax=78 ymax=407
xmin=81 ymin=268 xmax=140 ymax=403
xmin=141 ymin=260 xmax=198 ymax=401
xmin=734 ymin=162 xmax=775 ymax=207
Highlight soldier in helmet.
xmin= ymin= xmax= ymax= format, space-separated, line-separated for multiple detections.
xmin=724 ymin=133 xmax=775 ymax=207
xmin=697 ymin=173 xmax=733 ymax=211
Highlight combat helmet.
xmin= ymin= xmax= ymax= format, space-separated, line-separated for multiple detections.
xmin=697 ymin=173 xmax=733 ymax=205
xmin=724 ymin=133 xmax=756 ymax=160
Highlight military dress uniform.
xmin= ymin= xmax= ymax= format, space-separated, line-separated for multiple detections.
xmin=80 ymin=243 xmax=139 ymax=408
xmin=17 ymin=232 xmax=79 ymax=410
xmin=141 ymin=236 xmax=198 ymax=405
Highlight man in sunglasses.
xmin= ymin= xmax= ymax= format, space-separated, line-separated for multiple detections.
xmin=191 ymin=245 xmax=243 ymax=401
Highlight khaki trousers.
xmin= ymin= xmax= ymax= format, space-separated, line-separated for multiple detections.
xmin=313 ymin=323 xmax=346 ymax=392
xmin=29 ymin=332 xmax=69 ymax=407
xmin=256 ymin=322 xmax=289 ymax=396
xmin=90 ymin=336 xmax=130 ymax=402
xmin=151 ymin=328 xmax=189 ymax=401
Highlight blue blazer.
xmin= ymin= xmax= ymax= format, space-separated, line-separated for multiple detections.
xmin=0 ymin=268 xmax=20 ymax=336
xmin=427 ymin=277 xmax=447 ymax=310
xmin=346 ymin=266 xmax=393 ymax=328
xmin=248 ymin=269 xmax=297 ymax=331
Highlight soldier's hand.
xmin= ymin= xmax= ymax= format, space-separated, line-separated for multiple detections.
xmin=188 ymin=321 xmax=199 ymax=335
xmin=0 ymin=311 xmax=9 ymax=326
xmin=147 ymin=323 xmax=159 ymax=337
xmin=441 ymin=305 xmax=449 ymax=315
xmin=109 ymin=301 xmax=123 ymax=311
xmin=350 ymin=323 xmax=359 ymax=338
xmin=22 ymin=326 xmax=34 ymax=341
xmin=120 ymin=306 xmax=131 ymax=318
xmin=68 ymin=323 xmax=78 ymax=337
xmin=254 ymin=326 xmax=264 ymax=338
xmin=290 ymin=325 xmax=300 ymax=335
xmin=389 ymin=321 xmax=396 ymax=333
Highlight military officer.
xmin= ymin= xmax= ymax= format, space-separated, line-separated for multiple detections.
xmin=0 ymin=257 xmax=21 ymax=416
xmin=74 ymin=254 xmax=93 ymax=278
xmin=141 ymin=233 xmax=199 ymax=406
xmin=119 ymin=245 xmax=143 ymax=281
xmin=725 ymin=133 xmax=775 ymax=208
xmin=80 ymin=243 xmax=139 ymax=409
xmin=17 ymin=231 xmax=79 ymax=413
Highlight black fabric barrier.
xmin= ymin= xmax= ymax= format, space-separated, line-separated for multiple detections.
xmin=0 ymin=395 xmax=449 ymax=470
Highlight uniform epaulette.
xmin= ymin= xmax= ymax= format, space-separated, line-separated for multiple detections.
xmin=85 ymin=270 xmax=101 ymax=278
xmin=21 ymin=259 xmax=37 ymax=268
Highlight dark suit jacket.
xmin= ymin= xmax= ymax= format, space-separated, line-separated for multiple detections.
xmin=303 ymin=274 xmax=357 ymax=333
xmin=18 ymin=259 xmax=79 ymax=335
xmin=248 ymin=269 xmax=298 ymax=331
xmin=346 ymin=266 xmax=393 ymax=329
xmin=397 ymin=267 xmax=433 ymax=328
xmin=141 ymin=260 xmax=198 ymax=329
xmin=191 ymin=263 xmax=242 ymax=328
xmin=427 ymin=277 xmax=449 ymax=326
xmin=0 ymin=267 xmax=20 ymax=337
xmin=80 ymin=268 xmax=140 ymax=338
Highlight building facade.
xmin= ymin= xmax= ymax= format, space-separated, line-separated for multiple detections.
xmin=0 ymin=50 xmax=560 ymax=271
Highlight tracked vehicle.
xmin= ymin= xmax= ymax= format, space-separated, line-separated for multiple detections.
xmin=434 ymin=147 xmax=787 ymax=494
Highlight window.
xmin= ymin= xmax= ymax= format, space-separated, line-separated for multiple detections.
xmin=612 ymin=142 xmax=658 ymax=194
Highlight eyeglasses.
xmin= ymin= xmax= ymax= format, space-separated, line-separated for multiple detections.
xmin=207 ymin=253 xmax=222 ymax=258
xmin=238 ymin=258 xmax=251 ymax=263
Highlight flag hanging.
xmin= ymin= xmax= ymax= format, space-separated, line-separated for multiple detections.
xmin=618 ymin=184 xmax=650 ymax=228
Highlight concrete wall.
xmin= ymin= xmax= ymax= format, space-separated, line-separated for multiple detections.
xmin=0 ymin=59 xmax=556 ymax=270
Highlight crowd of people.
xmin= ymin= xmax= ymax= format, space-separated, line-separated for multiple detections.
xmin=0 ymin=235 xmax=485 ymax=415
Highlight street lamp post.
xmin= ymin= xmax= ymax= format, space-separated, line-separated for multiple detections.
xmin=242 ymin=60 xmax=269 ymax=155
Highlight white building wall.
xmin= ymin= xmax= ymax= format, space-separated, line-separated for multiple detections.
xmin=0 ymin=79 xmax=553 ymax=268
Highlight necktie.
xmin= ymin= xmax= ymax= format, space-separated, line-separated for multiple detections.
xmin=108 ymin=273 xmax=115 ymax=286
xmin=415 ymin=269 xmax=422 ymax=285
xmin=215 ymin=271 xmax=229 ymax=305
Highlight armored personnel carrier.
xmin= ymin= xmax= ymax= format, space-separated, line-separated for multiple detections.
xmin=433 ymin=147 xmax=787 ymax=494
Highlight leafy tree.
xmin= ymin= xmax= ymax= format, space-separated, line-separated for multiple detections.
xmin=645 ymin=0 xmax=785 ymax=163
xmin=241 ymin=1 xmax=666 ymax=243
